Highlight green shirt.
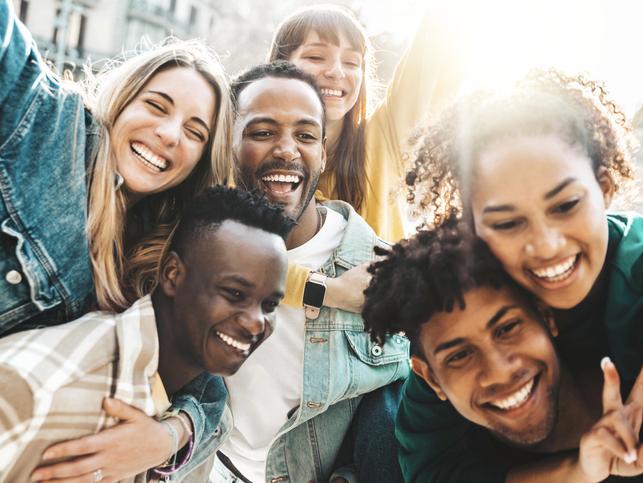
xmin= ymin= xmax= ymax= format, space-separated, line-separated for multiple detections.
xmin=397 ymin=213 xmax=643 ymax=483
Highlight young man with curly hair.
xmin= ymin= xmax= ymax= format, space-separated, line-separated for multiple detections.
xmin=363 ymin=218 xmax=643 ymax=483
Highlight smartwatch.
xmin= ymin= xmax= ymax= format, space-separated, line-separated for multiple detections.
xmin=303 ymin=272 xmax=327 ymax=319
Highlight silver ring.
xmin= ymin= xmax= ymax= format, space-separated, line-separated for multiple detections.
xmin=92 ymin=469 xmax=103 ymax=482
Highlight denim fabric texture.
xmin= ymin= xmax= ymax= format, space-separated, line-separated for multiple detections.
xmin=0 ymin=0 xmax=94 ymax=334
xmin=0 ymin=2 xmax=229 ymax=475
xmin=216 ymin=201 xmax=410 ymax=483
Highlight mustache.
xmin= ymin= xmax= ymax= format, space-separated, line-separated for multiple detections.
xmin=480 ymin=367 xmax=532 ymax=400
xmin=254 ymin=160 xmax=307 ymax=178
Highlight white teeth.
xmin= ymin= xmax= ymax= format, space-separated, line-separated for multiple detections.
xmin=131 ymin=142 xmax=168 ymax=171
xmin=261 ymin=174 xmax=301 ymax=183
xmin=216 ymin=331 xmax=251 ymax=352
xmin=320 ymin=88 xmax=343 ymax=97
xmin=530 ymin=255 xmax=577 ymax=282
xmin=489 ymin=378 xmax=535 ymax=411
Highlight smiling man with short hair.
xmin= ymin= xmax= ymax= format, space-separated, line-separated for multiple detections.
xmin=214 ymin=61 xmax=410 ymax=483
xmin=0 ymin=187 xmax=292 ymax=482
xmin=363 ymin=217 xmax=643 ymax=483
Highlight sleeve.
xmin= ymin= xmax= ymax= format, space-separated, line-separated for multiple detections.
xmin=0 ymin=366 xmax=37 ymax=477
xmin=367 ymin=1 xmax=472 ymax=172
xmin=167 ymin=372 xmax=228 ymax=476
xmin=282 ymin=261 xmax=309 ymax=308
xmin=0 ymin=0 xmax=49 ymax=143
xmin=396 ymin=373 xmax=509 ymax=483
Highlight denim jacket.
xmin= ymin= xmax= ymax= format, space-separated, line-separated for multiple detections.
xmin=201 ymin=200 xmax=411 ymax=483
xmin=0 ymin=2 xmax=223 ymax=476
xmin=0 ymin=0 xmax=94 ymax=333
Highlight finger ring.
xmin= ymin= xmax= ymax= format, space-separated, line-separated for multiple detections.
xmin=93 ymin=469 xmax=103 ymax=482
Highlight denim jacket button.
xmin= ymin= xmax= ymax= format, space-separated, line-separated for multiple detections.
xmin=371 ymin=345 xmax=383 ymax=357
xmin=6 ymin=270 xmax=22 ymax=285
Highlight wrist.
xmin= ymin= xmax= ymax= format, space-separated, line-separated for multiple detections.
xmin=323 ymin=276 xmax=339 ymax=308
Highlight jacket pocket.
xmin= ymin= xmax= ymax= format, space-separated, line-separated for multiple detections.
xmin=340 ymin=331 xmax=410 ymax=399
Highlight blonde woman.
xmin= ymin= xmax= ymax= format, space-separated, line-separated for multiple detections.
xmin=1 ymin=0 xmax=231 ymax=479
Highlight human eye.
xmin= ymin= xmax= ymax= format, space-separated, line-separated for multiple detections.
xmin=491 ymin=219 xmax=523 ymax=231
xmin=343 ymin=58 xmax=361 ymax=68
xmin=222 ymin=287 xmax=244 ymax=302
xmin=262 ymin=299 xmax=280 ymax=314
xmin=495 ymin=319 xmax=523 ymax=338
xmin=145 ymin=99 xmax=166 ymax=113
xmin=249 ymin=129 xmax=273 ymax=140
xmin=445 ymin=348 xmax=472 ymax=367
xmin=184 ymin=125 xmax=206 ymax=143
xmin=552 ymin=197 xmax=580 ymax=215
xmin=297 ymin=131 xmax=318 ymax=142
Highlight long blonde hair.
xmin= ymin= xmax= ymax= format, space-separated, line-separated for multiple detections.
xmin=83 ymin=39 xmax=232 ymax=311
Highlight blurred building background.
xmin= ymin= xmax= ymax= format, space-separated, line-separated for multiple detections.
xmin=11 ymin=0 xmax=410 ymax=81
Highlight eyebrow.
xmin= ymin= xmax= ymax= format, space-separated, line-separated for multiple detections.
xmin=244 ymin=116 xmax=322 ymax=130
xmin=432 ymin=305 xmax=518 ymax=355
xmin=146 ymin=90 xmax=212 ymax=136
xmin=301 ymin=42 xmax=360 ymax=54
xmin=544 ymin=177 xmax=576 ymax=200
xmin=221 ymin=275 xmax=255 ymax=288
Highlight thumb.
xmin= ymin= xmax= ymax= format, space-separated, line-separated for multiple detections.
xmin=103 ymin=397 xmax=144 ymax=421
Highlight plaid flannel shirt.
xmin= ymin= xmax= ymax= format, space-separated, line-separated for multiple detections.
xmin=0 ymin=295 xmax=167 ymax=482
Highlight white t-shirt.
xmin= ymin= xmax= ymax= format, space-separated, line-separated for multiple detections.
xmin=218 ymin=207 xmax=347 ymax=483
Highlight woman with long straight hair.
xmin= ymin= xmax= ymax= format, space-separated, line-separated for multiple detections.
xmin=1 ymin=0 xmax=232 ymax=478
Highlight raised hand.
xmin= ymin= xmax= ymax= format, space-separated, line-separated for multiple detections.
xmin=577 ymin=358 xmax=642 ymax=482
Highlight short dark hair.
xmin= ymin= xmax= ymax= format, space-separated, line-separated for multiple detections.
xmin=170 ymin=186 xmax=295 ymax=256
xmin=362 ymin=216 xmax=540 ymax=357
xmin=231 ymin=60 xmax=326 ymax=133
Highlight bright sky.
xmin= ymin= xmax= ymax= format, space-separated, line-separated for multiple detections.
xmin=358 ymin=0 xmax=643 ymax=115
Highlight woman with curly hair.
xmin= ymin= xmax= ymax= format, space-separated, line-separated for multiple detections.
xmin=396 ymin=70 xmax=642 ymax=482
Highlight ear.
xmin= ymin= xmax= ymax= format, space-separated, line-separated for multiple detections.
xmin=536 ymin=303 xmax=558 ymax=338
xmin=158 ymin=251 xmax=185 ymax=298
xmin=596 ymin=166 xmax=615 ymax=208
xmin=321 ymin=137 xmax=327 ymax=173
xmin=411 ymin=356 xmax=447 ymax=401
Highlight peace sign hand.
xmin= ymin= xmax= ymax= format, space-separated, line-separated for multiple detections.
xmin=577 ymin=358 xmax=643 ymax=482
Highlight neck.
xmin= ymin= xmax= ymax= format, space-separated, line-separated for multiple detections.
xmin=151 ymin=291 xmax=203 ymax=395
xmin=286 ymin=200 xmax=320 ymax=250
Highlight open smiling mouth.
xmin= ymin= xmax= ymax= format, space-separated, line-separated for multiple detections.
xmin=527 ymin=254 xmax=580 ymax=284
xmin=320 ymin=88 xmax=345 ymax=99
xmin=260 ymin=173 xmax=303 ymax=194
xmin=131 ymin=142 xmax=168 ymax=172
xmin=215 ymin=330 xmax=253 ymax=356
xmin=486 ymin=373 xmax=540 ymax=413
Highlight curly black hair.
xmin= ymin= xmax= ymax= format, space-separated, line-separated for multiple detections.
xmin=170 ymin=186 xmax=295 ymax=256
xmin=405 ymin=69 xmax=638 ymax=228
xmin=363 ymin=216 xmax=539 ymax=357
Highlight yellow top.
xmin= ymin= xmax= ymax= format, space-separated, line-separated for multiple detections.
xmin=283 ymin=6 xmax=468 ymax=306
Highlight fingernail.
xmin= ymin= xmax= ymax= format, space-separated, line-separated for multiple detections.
xmin=41 ymin=449 xmax=53 ymax=460
xmin=600 ymin=356 xmax=612 ymax=370
xmin=624 ymin=450 xmax=637 ymax=464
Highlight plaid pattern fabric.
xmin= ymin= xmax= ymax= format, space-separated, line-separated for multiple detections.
xmin=0 ymin=295 xmax=163 ymax=482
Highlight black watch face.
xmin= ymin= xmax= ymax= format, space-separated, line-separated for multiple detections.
xmin=303 ymin=282 xmax=325 ymax=307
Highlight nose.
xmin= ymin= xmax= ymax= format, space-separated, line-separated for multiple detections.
xmin=477 ymin=346 xmax=521 ymax=391
xmin=525 ymin=221 xmax=565 ymax=260
xmin=237 ymin=306 xmax=266 ymax=339
xmin=273 ymin=135 xmax=300 ymax=162
xmin=154 ymin=117 xmax=181 ymax=147
xmin=323 ymin=56 xmax=345 ymax=80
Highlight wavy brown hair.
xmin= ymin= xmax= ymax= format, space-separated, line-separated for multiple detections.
xmin=268 ymin=4 xmax=376 ymax=210
xmin=406 ymin=70 xmax=637 ymax=228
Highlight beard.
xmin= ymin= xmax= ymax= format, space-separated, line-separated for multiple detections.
xmin=236 ymin=159 xmax=321 ymax=221
xmin=491 ymin=378 xmax=559 ymax=447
